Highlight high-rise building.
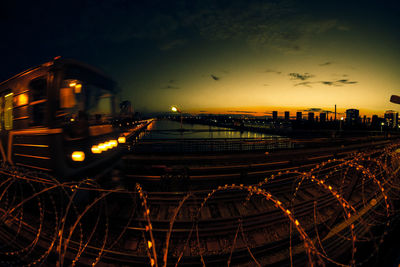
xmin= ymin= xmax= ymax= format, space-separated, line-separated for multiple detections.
xmin=346 ymin=109 xmax=360 ymax=125
xmin=308 ymin=112 xmax=314 ymax=122
xmin=384 ymin=110 xmax=399 ymax=128
xmin=284 ymin=111 xmax=290 ymax=121
xmin=371 ymin=115 xmax=379 ymax=128
xmin=272 ymin=111 xmax=278 ymax=120
xmin=296 ymin=112 xmax=302 ymax=121
xmin=319 ymin=113 xmax=326 ymax=123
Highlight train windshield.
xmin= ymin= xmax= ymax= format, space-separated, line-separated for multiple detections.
xmin=60 ymin=78 xmax=115 ymax=124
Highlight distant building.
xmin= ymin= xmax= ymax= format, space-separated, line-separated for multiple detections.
xmin=308 ymin=112 xmax=314 ymax=122
xmin=362 ymin=115 xmax=367 ymax=124
xmin=384 ymin=110 xmax=399 ymax=128
xmin=319 ymin=113 xmax=326 ymax=123
xmin=272 ymin=111 xmax=278 ymax=120
xmin=346 ymin=109 xmax=360 ymax=125
xmin=371 ymin=115 xmax=380 ymax=128
xmin=296 ymin=112 xmax=302 ymax=121
xmin=284 ymin=111 xmax=290 ymax=121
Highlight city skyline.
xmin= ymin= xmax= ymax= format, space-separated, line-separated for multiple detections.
xmin=1 ymin=0 xmax=399 ymax=115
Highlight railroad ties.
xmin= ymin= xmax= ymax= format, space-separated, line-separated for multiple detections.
xmin=0 ymin=138 xmax=399 ymax=266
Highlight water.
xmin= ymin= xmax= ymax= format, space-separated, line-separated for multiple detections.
xmin=143 ymin=119 xmax=280 ymax=139
xmin=134 ymin=119 xmax=290 ymax=153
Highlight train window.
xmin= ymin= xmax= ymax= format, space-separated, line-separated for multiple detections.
xmin=4 ymin=92 xmax=13 ymax=130
xmin=29 ymin=77 xmax=47 ymax=126
xmin=0 ymin=97 xmax=3 ymax=130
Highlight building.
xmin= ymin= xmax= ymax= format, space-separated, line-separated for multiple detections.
xmin=308 ymin=112 xmax=314 ymax=122
xmin=384 ymin=110 xmax=399 ymax=128
xmin=284 ymin=111 xmax=290 ymax=121
xmin=319 ymin=113 xmax=326 ymax=123
xmin=296 ymin=112 xmax=302 ymax=121
xmin=272 ymin=111 xmax=278 ymax=120
xmin=346 ymin=109 xmax=360 ymax=125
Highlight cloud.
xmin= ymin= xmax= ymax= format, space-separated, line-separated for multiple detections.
xmin=319 ymin=62 xmax=332 ymax=66
xmin=319 ymin=79 xmax=358 ymax=86
xmin=263 ymin=84 xmax=269 ymax=86
xmin=303 ymin=108 xmax=334 ymax=114
xmin=211 ymin=74 xmax=220 ymax=81
xmin=265 ymin=69 xmax=282 ymax=75
xmin=337 ymin=79 xmax=357 ymax=84
xmin=199 ymin=110 xmax=208 ymax=113
xmin=159 ymin=39 xmax=186 ymax=50
xmin=289 ymin=72 xmax=314 ymax=81
xmin=227 ymin=110 xmax=256 ymax=114
xmin=294 ymin=81 xmax=313 ymax=87
xmin=162 ymin=85 xmax=180 ymax=90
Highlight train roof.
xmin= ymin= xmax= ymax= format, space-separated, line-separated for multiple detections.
xmin=0 ymin=57 xmax=116 ymax=89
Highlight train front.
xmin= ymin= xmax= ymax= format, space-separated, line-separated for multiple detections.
xmin=53 ymin=60 xmax=123 ymax=178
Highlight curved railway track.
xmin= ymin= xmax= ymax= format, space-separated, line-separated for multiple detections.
xmin=0 ymin=138 xmax=399 ymax=266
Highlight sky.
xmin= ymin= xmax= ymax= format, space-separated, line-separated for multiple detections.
xmin=1 ymin=0 xmax=400 ymax=116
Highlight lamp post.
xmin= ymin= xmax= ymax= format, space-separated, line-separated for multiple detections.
xmin=171 ymin=106 xmax=183 ymax=130
xmin=340 ymin=117 xmax=344 ymax=131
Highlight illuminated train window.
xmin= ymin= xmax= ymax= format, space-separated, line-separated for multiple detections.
xmin=4 ymin=92 xmax=13 ymax=130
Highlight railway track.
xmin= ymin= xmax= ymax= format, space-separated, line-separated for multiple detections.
xmin=0 ymin=138 xmax=399 ymax=266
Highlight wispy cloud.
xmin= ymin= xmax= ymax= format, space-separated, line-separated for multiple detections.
xmin=319 ymin=62 xmax=332 ymax=66
xmin=294 ymin=81 xmax=313 ymax=87
xmin=227 ymin=110 xmax=256 ymax=114
xmin=211 ymin=74 xmax=220 ymax=81
xmin=289 ymin=72 xmax=314 ymax=81
xmin=159 ymin=39 xmax=186 ymax=50
xmin=162 ymin=85 xmax=180 ymax=90
xmin=319 ymin=79 xmax=358 ymax=86
xmin=265 ymin=69 xmax=282 ymax=75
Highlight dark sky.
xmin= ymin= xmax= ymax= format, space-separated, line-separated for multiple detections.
xmin=1 ymin=0 xmax=400 ymax=115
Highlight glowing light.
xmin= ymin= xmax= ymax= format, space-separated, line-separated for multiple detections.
xmin=16 ymin=93 xmax=29 ymax=106
xmin=171 ymin=106 xmax=178 ymax=112
xmin=98 ymin=143 xmax=107 ymax=151
xmin=69 ymin=82 xmax=76 ymax=87
xmin=118 ymin=136 xmax=126 ymax=143
xmin=71 ymin=151 xmax=85 ymax=161
xmin=74 ymin=84 xmax=82 ymax=93
xmin=110 ymin=140 xmax=118 ymax=147
xmin=147 ymin=241 xmax=152 ymax=249
xmin=91 ymin=146 xmax=101 ymax=154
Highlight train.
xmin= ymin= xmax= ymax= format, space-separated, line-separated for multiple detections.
xmin=0 ymin=57 xmax=126 ymax=178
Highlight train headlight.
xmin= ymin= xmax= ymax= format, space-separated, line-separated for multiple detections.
xmin=91 ymin=146 xmax=101 ymax=154
xmin=71 ymin=151 xmax=85 ymax=161
xmin=110 ymin=140 xmax=118 ymax=147
xmin=98 ymin=143 xmax=107 ymax=152
xmin=105 ymin=141 xmax=112 ymax=149
xmin=118 ymin=136 xmax=126 ymax=144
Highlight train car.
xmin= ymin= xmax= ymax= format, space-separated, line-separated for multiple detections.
xmin=0 ymin=57 xmax=125 ymax=178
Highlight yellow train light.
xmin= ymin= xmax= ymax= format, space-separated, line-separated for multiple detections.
xmin=98 ymin=143 xmax=107 ymax=151
xmin=91 ymin=146 xmax=101 ymax=154
xmin=118 ymin=136 xmax=126 ymax=144
xmin=71 ymin=151 xmax=85 ymax=161
xmin=110 ymin=140 xmax=118 ymax=147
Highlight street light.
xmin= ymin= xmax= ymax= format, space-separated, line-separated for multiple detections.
xmin=171 ymin=105 xmax=183 ymax=130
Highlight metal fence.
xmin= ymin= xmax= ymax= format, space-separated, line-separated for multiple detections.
xmin=132 ymin=137 xmax=293 ymax=153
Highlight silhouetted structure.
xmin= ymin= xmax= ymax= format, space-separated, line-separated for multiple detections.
xmin=272 ymin=111 xmax=278 ymax=120
xmin=296 ymin=112 xmax=302 ymax=121
xmin=284 ymin=111 xmax=290 ymax=121
xmin=320 ymin=113 xmax=326 ymax=123
xmin=346 ymin=109 xmax=360 ymax=126
xmin=384 ymin=110 xmax=399 ymax=128
xmin=308 ymin=112 xmax=314 ymax=122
